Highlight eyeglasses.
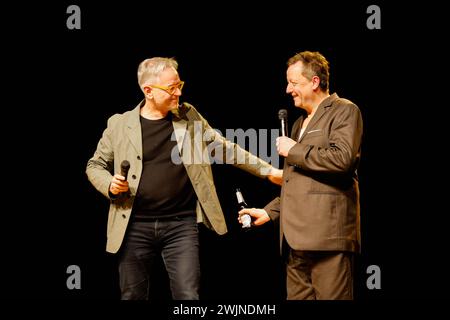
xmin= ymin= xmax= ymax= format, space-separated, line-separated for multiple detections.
xmin=147 ymin=81 xmax=184 ymax=95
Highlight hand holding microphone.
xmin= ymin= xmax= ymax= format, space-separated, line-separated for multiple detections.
xmin=120 ymin=160 xmax=130 ymax=180
xmin=110 ymin=160 xmax=130 ymax=195
xmin=277 ymin=109 xmax=296 ymax=157
xmin=276 ymin=136 xmax=297 ymax=158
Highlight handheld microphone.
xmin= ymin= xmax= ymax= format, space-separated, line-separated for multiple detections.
xmin=278 ymin=109 xmax=288 ymax=137
xmin=120 ymin=160 xmax=130 ymax=181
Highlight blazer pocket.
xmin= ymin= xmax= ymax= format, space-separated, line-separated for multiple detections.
xmin=305 ymin=129 xmax=323 ymax=137
xmin=309 ymin=179 xmax=340 ymax=194
xmin=302 ymin=129 xmax=330 ymax=148
xmin=302 ymin=129 xmax=324 ymax=143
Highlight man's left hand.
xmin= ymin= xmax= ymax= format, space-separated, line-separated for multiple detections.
xmin=267 ymin=167 xmax=283 ymax=186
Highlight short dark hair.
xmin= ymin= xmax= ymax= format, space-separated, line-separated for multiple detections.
xmin=287 ymin=51 xmax=329 ymax=92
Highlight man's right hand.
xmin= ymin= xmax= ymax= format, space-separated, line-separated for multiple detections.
xmin=109 ymin=174 xmax=129 ymax=195
xmin=238 ymin=208 xmax=270 ymax=226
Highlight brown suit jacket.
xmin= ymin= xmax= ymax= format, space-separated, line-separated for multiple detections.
xmin=265 ymin=93 xmax=363 ymax=253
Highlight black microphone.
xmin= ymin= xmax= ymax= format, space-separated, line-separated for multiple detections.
xmin=278 ymin=109 xmax=288 ymax=137
xmin=120 ymin=160 xmax=130 ymax=181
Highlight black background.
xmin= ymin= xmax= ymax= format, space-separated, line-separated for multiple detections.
xmin=2 ymin=0 xmax=448 ymax=308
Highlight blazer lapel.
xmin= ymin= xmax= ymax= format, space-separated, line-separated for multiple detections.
xmin=171 ymin=105 xmax=188 ymax=155
xmin=126 ymin=104 xmax=143 ymax=156
xmin=172 ymin=118 xmax=188 ymax=155
xmin=298 ymin=106 xmax=326 ymax=143
xmin=125 ymin=102 xmax=189 ymax=160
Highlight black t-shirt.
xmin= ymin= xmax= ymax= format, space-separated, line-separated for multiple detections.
xmin=132 ymin=113 xmax=197 ymax=219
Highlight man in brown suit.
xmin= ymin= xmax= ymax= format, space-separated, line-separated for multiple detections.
xmin=239 ymin=51 xmax=363 ymax=300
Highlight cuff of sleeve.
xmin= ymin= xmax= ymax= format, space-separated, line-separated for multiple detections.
xmin=108 ymin=183 xmax=119 ymax=200
xmin=264 ymin=197 xmax=281 ymax=221
xmin=286 ymin=143 xmax=313 ymax=168
xmin=108 ymin=190 xmax=119 ymax=200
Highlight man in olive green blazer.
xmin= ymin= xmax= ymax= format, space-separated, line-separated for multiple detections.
xmin=86 ymin=57 xmax=281 ymax=300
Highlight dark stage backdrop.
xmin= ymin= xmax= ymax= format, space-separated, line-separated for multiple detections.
xmin=2 ymin=0 xmax=448 ymax=308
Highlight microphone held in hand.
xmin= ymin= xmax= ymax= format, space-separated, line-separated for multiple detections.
xmin=120 ymin=160 xmax=130 ymax=181
xmin=278 ymin=109 xmax=288 ymax=137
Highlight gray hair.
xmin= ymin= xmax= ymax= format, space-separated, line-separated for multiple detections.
xmin=137 ymin=57 xmax=178 ymax=92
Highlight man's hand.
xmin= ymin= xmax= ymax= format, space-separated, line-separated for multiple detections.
xmin=238 ymin=208 xmax=270 ymax=226
xmin=276 ymin=136 xmax=297 ymax=157
xmin=109 ymin=174 xmax=129 ymax=195
xmin=267 ymin=167 xmax=283 ymax=186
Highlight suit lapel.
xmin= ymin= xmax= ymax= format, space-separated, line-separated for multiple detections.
xmin=297 ymin=93 xmax=338 ymax=143
xmin=291 ymin=117 xmax=303 ymax=141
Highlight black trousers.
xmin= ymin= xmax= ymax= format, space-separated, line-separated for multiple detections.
xmin=118 ymin=215 xmax=200 ymax=300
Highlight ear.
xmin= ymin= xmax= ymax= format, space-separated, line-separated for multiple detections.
xmin=144 ymin=86 xmax=153 ymax=99
xmin=311 ymin=76 xmax=321 ymax=90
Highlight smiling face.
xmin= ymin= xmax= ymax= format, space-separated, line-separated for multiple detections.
xmin=286 ymin=61 xmax=316 ymax=110
xmin=144 ymin=67 xmax=182 ymax=113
